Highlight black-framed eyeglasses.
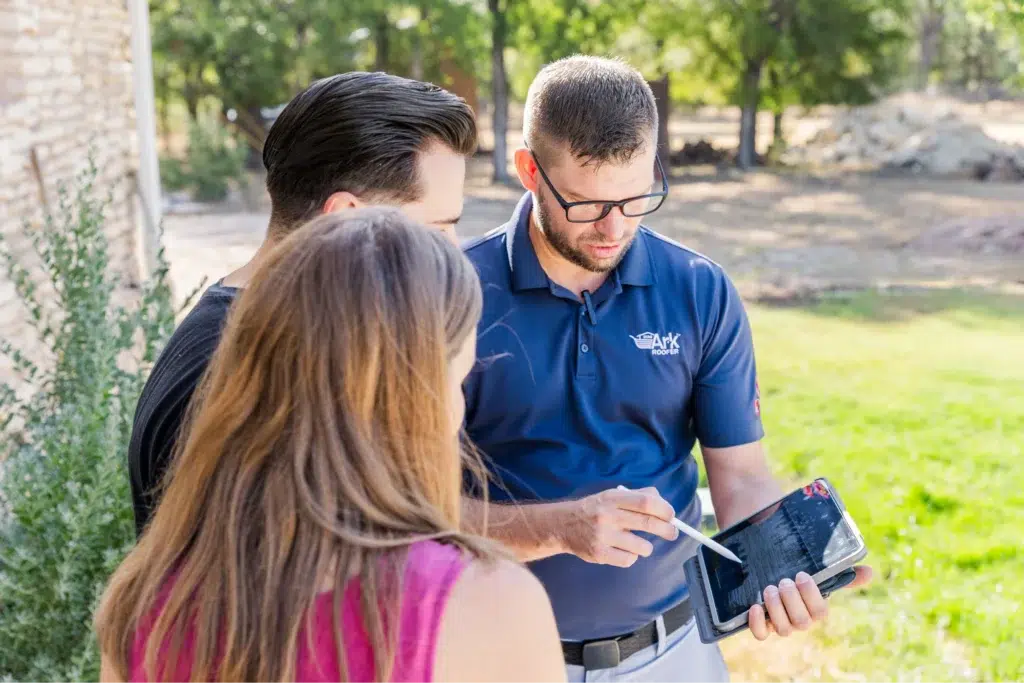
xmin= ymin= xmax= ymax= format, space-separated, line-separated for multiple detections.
xmin=529 ymin=146 xmax=669 ymax=223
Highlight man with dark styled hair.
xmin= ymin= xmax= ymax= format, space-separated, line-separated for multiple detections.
xmin=462 ymin=56 xmax=871 ymax=681
xmin=128 ymin=72 xmax=477 ymax=536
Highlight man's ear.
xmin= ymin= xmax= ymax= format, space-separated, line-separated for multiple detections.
xmin=513 ymin=148 xmax=540 ymax=193
xmin=323 ymin=191 xmax=365 ymax=214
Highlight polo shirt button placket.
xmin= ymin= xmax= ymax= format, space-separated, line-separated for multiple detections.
xmin=576 ymin=303 xmax=597 ymax=379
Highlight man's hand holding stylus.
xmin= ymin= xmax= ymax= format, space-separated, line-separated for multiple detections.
xmin=552 ymin=487 xmax=680 ymax=567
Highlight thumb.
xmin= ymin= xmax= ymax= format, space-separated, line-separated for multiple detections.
xmin=848 ymin=565 xmax=874 ymax=589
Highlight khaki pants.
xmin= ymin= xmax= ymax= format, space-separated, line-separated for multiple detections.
xmin=565 ymin=617 xmax=730 ymax=683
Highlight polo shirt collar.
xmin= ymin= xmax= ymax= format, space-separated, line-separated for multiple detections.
xmin=505 ymin=192 xmax=656 ymax=291
xmin=617 ymin=222 xmax=655 ymax=287
xmin=505 ymin=193 xmax=550 ymax=291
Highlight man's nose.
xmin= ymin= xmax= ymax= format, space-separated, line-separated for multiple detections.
xmin=594 ymin=208 xmax=628 ymax=241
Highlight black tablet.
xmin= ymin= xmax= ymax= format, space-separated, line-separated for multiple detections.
xmin=697 ymin=477 xmax=868 ymax=632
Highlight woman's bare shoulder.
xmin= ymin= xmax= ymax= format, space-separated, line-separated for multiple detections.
xmin=434 ymin=557 xmax=566 ymax=682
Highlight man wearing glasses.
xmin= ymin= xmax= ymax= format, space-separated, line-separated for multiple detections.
xmin=461 ymin=56 xmax=867 ymax=681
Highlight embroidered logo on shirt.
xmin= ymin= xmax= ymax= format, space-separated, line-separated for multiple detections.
xmin=629 ymin=332 xmax=681 ymax=356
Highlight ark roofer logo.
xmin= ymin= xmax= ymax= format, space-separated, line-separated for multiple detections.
xmin=630 ymin=331 xmax=681 ymax=356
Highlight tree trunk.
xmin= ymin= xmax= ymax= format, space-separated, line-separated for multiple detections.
xmin=410 ymin=1 xmax=429 ymax=80
xmin=737 ymin=60 xmax=763 ymax=170
xmin=231 ymin=103 xmax=267 ymax=169
xmin=766 ymin=66 xmax=785 ymax=160
xmin=650 ymin=73 xmax=672 ymax=165
xmin=293 ymin=22 xmax=309 ymax=91
xmin=374 ymin=12 xmax=390 ymax=72
xmin=159 ymin=97 xmax=170 ymax=150
xmin=976 ymin=28 xmax=990 ymax=87
xmin=183 ymin=66 xmax=201 ymax=122
xmin=917 ymin=0 xmax=944 ymax=91
xmin=960 ymin=26 xmax=975 ymax=88
xmin=489 ymin=0 xmax=510 ymax=184
xmin=411 ymin=8 xmax=424 ymax=80
xmin=156 ymin=73 xmax=172 ymax=150
xmin=768 ymin=108 xmax=786 ymax=161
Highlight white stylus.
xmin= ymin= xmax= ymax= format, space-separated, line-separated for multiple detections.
xmin=617 ymin=486 xmax=743 ymax=564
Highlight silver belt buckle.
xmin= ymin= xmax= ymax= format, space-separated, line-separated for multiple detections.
xmin=582 ymin=639 xmax=621 ymax=671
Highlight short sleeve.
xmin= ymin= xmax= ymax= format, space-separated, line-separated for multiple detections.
xmin=692 ymin=270 xmax=764 ymax=448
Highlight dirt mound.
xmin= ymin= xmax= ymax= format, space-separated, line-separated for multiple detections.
xmin=671 ymin=139 xmax=730 ymax=165
xmin=911 ymin=215 xmax=1024 ymax=254
xmin=784 ymin=94 xmax=1024 ymax=180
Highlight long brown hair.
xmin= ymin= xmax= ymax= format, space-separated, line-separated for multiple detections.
xmin=95 ymin=208 xmax=494 ymax=681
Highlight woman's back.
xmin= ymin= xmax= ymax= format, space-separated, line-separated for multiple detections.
xmin=130 ymin=541 xmax=466 ymax=682
xmin=97 ymin=211 xmax=565 ymax=683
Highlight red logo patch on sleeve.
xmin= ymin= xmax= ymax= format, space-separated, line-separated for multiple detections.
xmin=754 ymin=380 xmax=761 ymax=417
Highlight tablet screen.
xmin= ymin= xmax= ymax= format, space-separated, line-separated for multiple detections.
xmin=701 ymin=479 xmax=861 ymax=625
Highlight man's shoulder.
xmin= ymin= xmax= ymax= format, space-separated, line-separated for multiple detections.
xmin=639 ymin=226 xmax=738 ymax=296
xmin=136 ymin=284 xmax=236 ymax=410
xmin=460 ymin=225 xmax=513 ymax=287
xmin=640 ymin=226 xmax=725 ymax=275
xmin=160 ymin=285 xmax=235 ymax=357
xmin=461 ymin=225 xmax=509 ymax=260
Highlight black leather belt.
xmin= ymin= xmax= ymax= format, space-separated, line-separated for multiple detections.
xmin=561 ymin=599 xmax=694 ymax=670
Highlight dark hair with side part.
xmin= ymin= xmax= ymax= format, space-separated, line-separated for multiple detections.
xmin=262 ymin=72 xmax=477 ymax=234
xmin=523 ymin=55 xmax=657 ymax=166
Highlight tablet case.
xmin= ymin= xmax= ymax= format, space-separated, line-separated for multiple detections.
xmin=683 ymin=555 xmax=858 ymax=644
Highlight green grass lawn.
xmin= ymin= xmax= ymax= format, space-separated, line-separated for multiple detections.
xmin=744 ymin=289 xmax=1023 ymax=682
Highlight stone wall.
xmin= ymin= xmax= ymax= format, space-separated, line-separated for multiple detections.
xmin=0 ymin=0 xmax=139 ymax=363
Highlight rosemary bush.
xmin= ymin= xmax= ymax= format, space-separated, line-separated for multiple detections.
xmin=0 ymin=159 xmax=193 ymax=681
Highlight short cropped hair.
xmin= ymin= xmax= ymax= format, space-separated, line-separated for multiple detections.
xmin=262 ymin=72 xmax=477 ymax=233
xmin=523 ymin=55 xmax=657 ymax=165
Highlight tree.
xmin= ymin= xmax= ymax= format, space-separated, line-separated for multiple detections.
xmin=496 ymin=0 xmax=652 ymax=178
xmin=149 ymin=0 xmax=219 ymax=122
xmin=708 ymin=0 xmax=795 ymax=169
xmin=489 ymin=0 xmax=512 ymax=183
xmin=917 ymin=0 xmax=947 ymax=89
xmin=932 ymin=0 xmax=1024 ymax=92
xmin=489 ymin=0 xmax=620 ymax=183
xmin=151 ymin=0 xmax=362 ymax=156
xmin=766 ymin=0 xmax=909 ymax=153
xmin=685 ymin=0 xmax=909 ymax=169
xmin=606 ymin=0 xmax=694 ymax=163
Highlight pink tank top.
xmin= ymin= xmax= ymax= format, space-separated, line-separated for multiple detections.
xmin=128 ymin=540 xmax=467 ymax=682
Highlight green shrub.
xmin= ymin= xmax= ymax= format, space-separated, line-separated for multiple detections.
xmin=158 ymin=156 xmax=189 ymax=193
xmin=0 ymin=158 xmax=196 ymax=681
xmin=160 ymin=117 xmax=249 ymax=202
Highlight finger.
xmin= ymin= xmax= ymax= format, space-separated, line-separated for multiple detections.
xmin=778 ymin=577 xmax=814 ymax=630
xmin=795 ymin=572 xmax=828 ymax=622
xmin=617 ymin=509 xmax=679 ymax=542
xmin=615 ymin=487 xmax=675 ymax=521
xmin=597 ymin=546 xmax=641 ymax=568
xmin=762 ymin=585 xmax=793 ymax=637
xmin=747 ymin=603 xmax=770 ymax=641
xmin=849 ymin=565 xmax=874 ymax=589
xmin=607 ymin=529 xmax=655 ymax=558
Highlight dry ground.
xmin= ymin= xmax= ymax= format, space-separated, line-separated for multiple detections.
xmin=164 ymin=158 xmax=1024 ymax=303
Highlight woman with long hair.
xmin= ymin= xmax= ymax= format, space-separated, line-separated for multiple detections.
xmin=94 ymin=208 xmax=565 ymax=682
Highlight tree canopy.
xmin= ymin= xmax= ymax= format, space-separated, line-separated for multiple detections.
xmin=150 ymin=0 xmax=1023 ymax=172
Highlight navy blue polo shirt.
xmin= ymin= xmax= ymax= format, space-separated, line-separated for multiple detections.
xmin=462 ymin=193 xmax=764 ymax=641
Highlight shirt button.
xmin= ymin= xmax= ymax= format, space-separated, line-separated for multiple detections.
xmin=581 ymin=343 xmax=590 ymax=353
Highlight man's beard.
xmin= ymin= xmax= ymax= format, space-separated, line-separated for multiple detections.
xmin=535 ymin=193 xmax=634 ymax=274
